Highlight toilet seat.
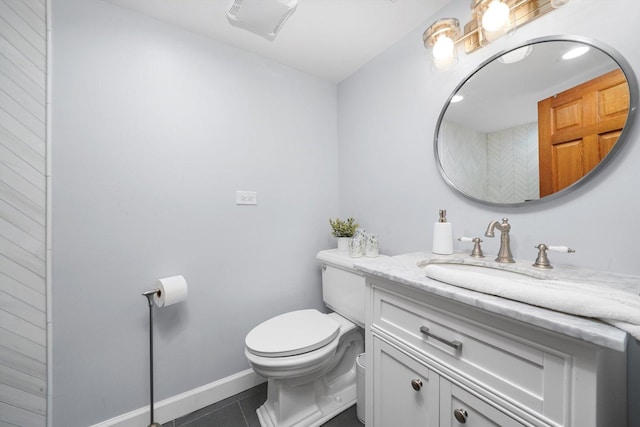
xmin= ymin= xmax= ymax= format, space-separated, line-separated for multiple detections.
xmin=245 ymin=309 xmax=340 ymax=357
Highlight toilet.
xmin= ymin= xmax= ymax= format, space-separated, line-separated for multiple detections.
xmin=244 ymin=249 xmax=369 ymax=427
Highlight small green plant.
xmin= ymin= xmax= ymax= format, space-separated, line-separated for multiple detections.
xmin=329 ymin=217 xmax=359 ymax=238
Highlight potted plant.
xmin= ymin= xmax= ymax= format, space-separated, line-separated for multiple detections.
xmin=329 ymin=217 xmax=359 ymax=252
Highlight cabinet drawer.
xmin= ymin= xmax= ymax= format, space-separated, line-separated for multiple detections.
xmin=372 ymin=337 xmax=439 ymax=427
xmin=441 ymin=381 xmax=526 ymax=427
xmin=371 ymin=285 xmax=569 ymax=425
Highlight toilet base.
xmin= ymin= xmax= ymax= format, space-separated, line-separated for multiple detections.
xmin=256 ymin=380 xmax=356 ymax=427
xmin=254 ymin=323 xmax=363 ymax=427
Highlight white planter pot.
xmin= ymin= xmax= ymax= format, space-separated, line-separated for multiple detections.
xmin=337 ymin=237 xmax=350 ymax=253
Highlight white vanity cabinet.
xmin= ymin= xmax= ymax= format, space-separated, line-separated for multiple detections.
xmin=365 ymin=276 xmax=627 ymax=427
xmin=372 ymin=335 xmax=524 ymax=427
xmin=372 ymin=337 xmax=439 ymax=426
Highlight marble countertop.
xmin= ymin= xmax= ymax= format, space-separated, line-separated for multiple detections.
xmin=354 ymin=252 xmax=640 ymax=352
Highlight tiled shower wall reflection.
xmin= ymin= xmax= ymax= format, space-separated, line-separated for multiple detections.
xmin=440 ymin=121 xmax=539 ymax=204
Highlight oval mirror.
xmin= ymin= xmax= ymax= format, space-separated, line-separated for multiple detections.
xmin=435 ymin=36 xmax=638 ymax=206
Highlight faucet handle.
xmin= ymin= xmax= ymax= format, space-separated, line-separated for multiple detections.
xmin=547 ymin=246 xmax=576 ymax=253
xmin=533 ymin=243 xmax=575 ymax=269
xmin=458 ymin=236 xmax=485 ymax=258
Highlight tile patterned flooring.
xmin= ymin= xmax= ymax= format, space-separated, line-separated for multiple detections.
xmin=162 ymin=382 xmax=364 ymax=427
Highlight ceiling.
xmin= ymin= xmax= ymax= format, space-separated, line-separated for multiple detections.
xmin=101 ymin=0 xmax=453 ymax=82
xmin=445 ymin=41 xmax=618 ymax=133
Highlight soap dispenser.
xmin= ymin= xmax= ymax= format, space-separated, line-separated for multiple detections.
xmin=432 ymin=210 xmax=453 ymax=255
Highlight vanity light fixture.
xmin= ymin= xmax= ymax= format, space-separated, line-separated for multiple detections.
xmin=480 ymin=0 xmax=509 ymax=31
xmin=423 ymin=0 xmax=570 ymax=66
xmin=423 ymin=18 xmax=461 ymax=70
xmin=474 ymin=0 xmax=513 ymax=42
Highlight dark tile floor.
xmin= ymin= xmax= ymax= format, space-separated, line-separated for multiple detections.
xmin=163 ymin=382 xmax=364 ymax=427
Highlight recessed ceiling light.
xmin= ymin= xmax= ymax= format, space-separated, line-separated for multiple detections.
xmin=451 ymin=94 xmax=464 ymax=103
xmin=562 ymin=46 xmax=590 ymax=60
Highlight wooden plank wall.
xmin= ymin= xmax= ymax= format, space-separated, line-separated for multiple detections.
xmin=0 ymin=0 xmax=47 ymax=425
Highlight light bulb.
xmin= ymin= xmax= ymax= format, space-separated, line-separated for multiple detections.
xmin=432 ymin=36 xmax=455 ymax=61
xmin=481 ymin=0 xmax=509 ymax=32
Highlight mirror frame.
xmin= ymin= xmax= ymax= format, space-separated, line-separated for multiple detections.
xmin=434 ymin=35 xmax=639 ymax=207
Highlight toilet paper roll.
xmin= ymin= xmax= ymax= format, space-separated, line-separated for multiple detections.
xmin=154 ymin=275 xmax=188 ymax=307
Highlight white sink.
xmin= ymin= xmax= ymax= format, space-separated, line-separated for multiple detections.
xmin=417 ymin=256 xmax=556 ymax=282
xmin=426 ymin=262 xmax=545 ymax=280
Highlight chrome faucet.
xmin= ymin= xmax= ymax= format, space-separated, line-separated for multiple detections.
xmin=484 ymin=218 xmax=515 ymax=263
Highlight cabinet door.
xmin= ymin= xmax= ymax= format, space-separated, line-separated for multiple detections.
xmin=440 ymin=379 xmax=526 ymax=427
xmin=372 ymin=337 xmax=439 ymax=427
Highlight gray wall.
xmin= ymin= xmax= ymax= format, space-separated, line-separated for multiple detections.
xmin=50 ymin=0 xmax=640 ymax=425
xmin=0 ymin=0 xmax=47 ymax=425
xmin=50 ymin=0 xmax=338 ymax=425
xmin=338 ymin=0 xmax=640 ymax=275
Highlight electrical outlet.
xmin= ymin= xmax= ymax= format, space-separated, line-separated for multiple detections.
xmin=236 ymin=191 xmax=257 ymax=205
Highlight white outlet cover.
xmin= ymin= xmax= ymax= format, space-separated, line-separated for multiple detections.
xmin=236 ymin=190 xmax=257 ymax=205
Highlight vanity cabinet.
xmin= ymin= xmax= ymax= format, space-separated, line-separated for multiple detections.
xmin=372 ymin=336 xmax=524 ymax=426
xmin=365 ymin=277 xmax=627 ymax=427
xmin=372 ymin=337 xmax=439 ymax=426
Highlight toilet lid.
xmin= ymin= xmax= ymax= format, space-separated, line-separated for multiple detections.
xmin=245 ymin=309 xmax=340 ymax=357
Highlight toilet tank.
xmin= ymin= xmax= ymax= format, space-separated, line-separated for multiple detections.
xmin=317 ymin=249 xmax=385 ymax=328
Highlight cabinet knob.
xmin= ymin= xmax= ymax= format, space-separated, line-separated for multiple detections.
xmin=410 ymin=378 xmax=423 ymax=391
xmin=453 ymin=408 xmax=468 ymax=423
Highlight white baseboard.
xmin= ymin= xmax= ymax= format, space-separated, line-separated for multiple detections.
xmin=90 ymin=369 xmax=265 ymax=427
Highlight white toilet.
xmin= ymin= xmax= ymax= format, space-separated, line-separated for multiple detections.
xmin=244 ymin=249 xmax=368 ymax=427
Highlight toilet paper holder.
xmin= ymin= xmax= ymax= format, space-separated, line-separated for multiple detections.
xmin=142 ymin=288 xmax=160 ymax=299
xmin=141 ymin=277 xmax=187 ymax=427
xmin=142 ymin=289 xmax=162 ymax=427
